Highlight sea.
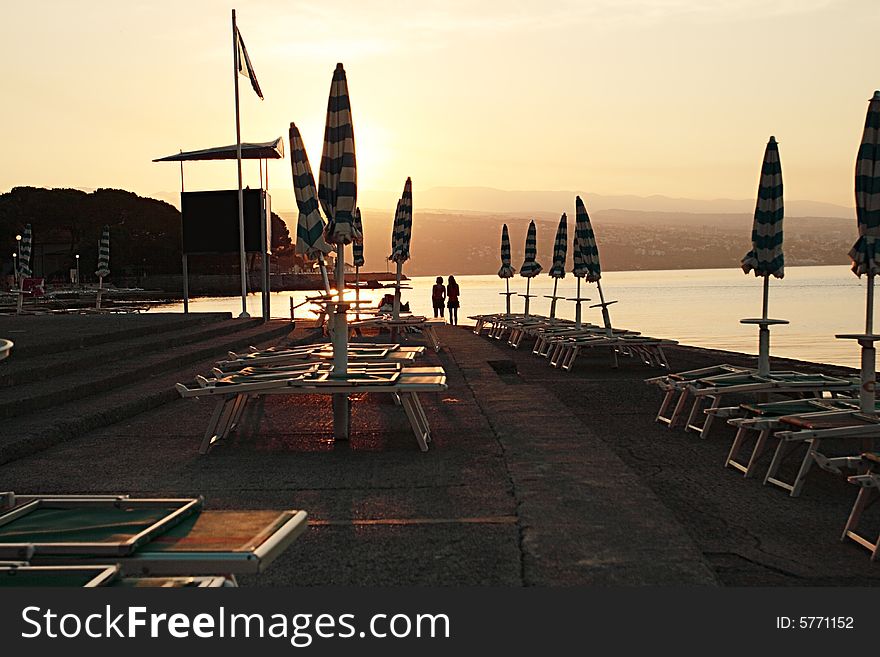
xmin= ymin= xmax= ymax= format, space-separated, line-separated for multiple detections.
xmin=155 ymin=264 xmax=872 ymax=369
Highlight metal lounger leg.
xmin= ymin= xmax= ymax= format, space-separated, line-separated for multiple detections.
xmin=400 ymin=392 xmax=429 ymax=452
xmin=200 ymin=396 xmax=237 ymax=454
xmin=655 ymin=388 xmax=677 ymax=425
xmin=667 ymin=387 xmax=692 ymax=428
xmin=562 ymin=345 xmax=579 ymax=372
xmin=684 ymin=394 xmax=707 ymax=434
xmin=725 ymin=425 xmax=751 ymax=472
xmin=841 ymin=486 xmax=880 ymax=559
xmin=764 ymin=439 xmax=802 ymax=491
xmin=744 ymin=429 xmax=773 ymax=478
xmin=410 ymin=392 xmax=432 ymax=443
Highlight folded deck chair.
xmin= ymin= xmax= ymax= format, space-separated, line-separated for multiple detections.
xmin=532 ymin=324 xmax=632 ymax=356
xmin=717 ymin=398 xmax=861 ymax=477
xmin=548 ymin=334 xmax=676 ymax=372
xmin=762 ymin=410 xmax=880 ymax=497
xmin=177 ymin=365 xmax=447 ymax=453
xmin=841 ymin=452 xmax=880 ymax=560
xmin=648 ymin=365 xmax=750 ymax=428
xmin=681 ymin=371 xmax=856 ymax=439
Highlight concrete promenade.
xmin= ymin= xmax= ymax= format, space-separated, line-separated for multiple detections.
xmin=0 ymin=321 xmax=878 ymax=586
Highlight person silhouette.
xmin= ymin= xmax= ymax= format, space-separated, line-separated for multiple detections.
xmin=446 ymin=275 xmax=460 ymax=325
xmin=431 ymin=276 xmax=446 ymax=318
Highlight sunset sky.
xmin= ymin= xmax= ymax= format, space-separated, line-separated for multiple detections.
xmin=2 ymin=0 xmax=878 ymax=210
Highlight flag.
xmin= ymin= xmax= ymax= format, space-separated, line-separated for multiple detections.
xmin=236 ymin=28 xmax=263 ymax=100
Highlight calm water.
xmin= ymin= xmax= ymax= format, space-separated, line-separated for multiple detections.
xmin=156 ymin=265 xmax=872 ymax=368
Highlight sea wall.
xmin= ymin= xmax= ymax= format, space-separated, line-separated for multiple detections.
xmin=113 ymin=272 xmax=402 ymax=295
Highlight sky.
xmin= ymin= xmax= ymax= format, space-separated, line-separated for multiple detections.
xmin=1 ymin=0 xmax=879 ymax=210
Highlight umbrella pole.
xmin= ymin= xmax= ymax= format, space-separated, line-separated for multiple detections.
xmin=317 ymin=254 xmax=331 ymax=296
xmin=597 ymin=280 xmax=613 ymax=337
xmin=550 ymin=279 xmax=558 ymax=319
xmin=757 ymin=275 xmax=771 ymax=377
xmin=860 ymin=275 xmax=877 ymax=415
xmin=575 ymin=278 xmax=582 ymax=329
xmin=96 ymin=276 xmax=103 ymax=310
xmin=505 ymin=278 xmax=511 ymax=316
xmin=355 ymin=266 xmax=360 ymax=320
xmin=331 ymin=243 xmax=350 ymax=440
xmin=524 ymin=278 xmax=531 ymax=317
xmin=393 ymin=261 xmax=403 ymax=321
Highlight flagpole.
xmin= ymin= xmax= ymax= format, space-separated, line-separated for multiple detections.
xmin=232 ymin=8 xmax=249 ymax=318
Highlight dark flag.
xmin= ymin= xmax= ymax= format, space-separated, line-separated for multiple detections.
xmin=236 ymin=28 xmax=263 ymax=100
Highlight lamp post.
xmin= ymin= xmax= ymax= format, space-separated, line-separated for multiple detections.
xmin=12 ymin=252 xmax=17 ymax=286
xmin=75 ymin=254 xmax=80 ymax=288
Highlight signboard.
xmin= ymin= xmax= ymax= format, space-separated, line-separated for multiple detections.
xmin=181 ymin=189 xmax=271 ymax=255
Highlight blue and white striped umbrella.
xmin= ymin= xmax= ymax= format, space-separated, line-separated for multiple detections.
xmin=572 ymin=196 xmax=601 ymax=282
xmin=95 ymin=225 xmax=110 ymax=278
xmin=850 ymin=91 xmax=880 ymax=277
xmin=289 ymin=122 xmax=331 ymax=258
xmin=389 ymin=178 xmax=412 ymax=264
xmin=742 ymin=136 xmax=784 ymax=278
xmin=352 ymin=208 xmax=365 ymax=267
xmin=498 ymin=224 xmax=514 ymax=278
xmin=548 ymin=213 xmax=568 ymax=279
xmin=18 ymin=224 xmax=33 ymax=278
xmin=519 ymin=220 xmax=542 ymax=278
xmin=319 ymin=63 xmax=360 ymax=245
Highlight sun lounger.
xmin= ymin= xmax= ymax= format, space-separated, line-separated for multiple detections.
xmin=177 ymin=365 xmax=448 ymax=453
xmin=217 ymin=345 xmax=424 ymax=372
xmin=679 ymin=371 xmax=856 ymax=439
xmin=762 ymin=410 xmax=880 ymax=497
xmin=548 ymin=334 xmax=676 ymax=372
xmin=648 ymin=365 xmax=751 ymax=428
xmin=841 ymin=452 xmax=880 ymax=560
xmin=718 ymin=398 xmax=861 ymax=477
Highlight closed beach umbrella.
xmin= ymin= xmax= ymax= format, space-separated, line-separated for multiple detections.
xmin=352 ymin=208 xmax=365 ymax=268
xmin=318 ymin=62 xmax=360 ymax=381
xmin=289 ymin=122 xmax=332 ymax=294
xmin=388 ymin=178 xmax=413 ymax=320
xmin=96 ymin=225 xmax=110 ymax=279
xmin=18 ymin=224 xmax=33 ymax=278
xmin=741 ymin=136 xmax=784 ymax=376
xmin=518 ymin=220 xmax=542 ymax=316
xmin=319 ymin=63 xmax=359 ymax=246
xmin=498 ymin=224 xmax=515 ymax=315
xmin=572 ymin=196 xmax=613 ymax=334
xmin=847 ymin=90 xmax=880 ymax=414
xmin=547 ymin=213 xmax=568 ymax=318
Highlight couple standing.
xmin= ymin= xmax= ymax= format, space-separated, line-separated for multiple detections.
xmin=431 ymin=276 xmax=460 ymax=325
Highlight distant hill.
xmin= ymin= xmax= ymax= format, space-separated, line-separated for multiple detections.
xmin=276 ymin=207 xmax=856 ymax=276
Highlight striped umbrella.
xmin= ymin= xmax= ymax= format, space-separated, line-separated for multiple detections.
xmin=18 ymin=224 xmax=33 ymax=278
xmin=319 ymin=63 xmax=359 ymax=246
xmin=498 ymin=224 xmax=515 ymax=315
xmin=352 ymin=208 xmax=365 ymax=268
xmin=95 ymin=225 xmax=110 ymax=278
xmin=518 ymin=220 xmax=542 ymax=316
xmin=388 ymin=178 xmax=413 ymax=320
xmin=847 ymin=90 xmax=880 ymax=414
xmin=289 ymin=122 xmax=332 ymax=294
xmin=572 ymin=196 xmax=613 ymax=334
xmin=741 ymin=136 xmax=784 ymax=377
xmin=547 ymin=213 xmax=568 ymax=318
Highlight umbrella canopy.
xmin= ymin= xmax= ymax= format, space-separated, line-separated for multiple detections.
xmin=18 ymin=224 xmax=33 ymax=278
xmin=352 ymin=208 xmax=365 ymax=267
xmin=519 ymin=220 xmax=542 ymax=277
xmin=742 ymin=136 xmax=784 ymax=278
xmin=850 ymin=91 xmax=880 ymax=277
xmin=548 ymin=213 xmax=568 ymax=279
xmin=289 ymin=122 xmax=332 ymax=258
xmin=498 ymin=224 xmax=515 ymax=278
xmin=319 ymin=63 xmax=360 ymax=245
xmin=389 ymin=178 xmax=413 ymax=264
xmin=572 ymin=196 xmax=601 ymax=281
xmin=95 ymin=225 xmax=110 ymax=278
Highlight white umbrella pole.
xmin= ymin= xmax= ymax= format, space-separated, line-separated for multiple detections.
xmin=861 ymin=275 xmax=876 ymax=415
xmin=757 ymin=275 xmax=771 ymax=377
xmin=575 ymin=278 xmax=582 ymax=329
xmin=96 ymin=276 xmax=103 ymax=310
xmin=355 ymin=266 xmax=360 ymax=320
xmin=317 ymin=254 xmax=331 ymax=296
xmin=393 ymin=261 xmax=403 ymax=320
xmin=524 ymin=278 xmax=531 ymax=316
xmin=550 ymin=279 xmax=558 ymax=319
xmin=331 ymin=244 xmax=348 ymax=375
xmin=597 ymin=280 xmax=612 ymax=337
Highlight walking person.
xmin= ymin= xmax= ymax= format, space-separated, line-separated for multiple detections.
xmin=446 ymin=275 xmax=460 ymax=325
xmin=431 ymin=276 xmax=446 ymax=318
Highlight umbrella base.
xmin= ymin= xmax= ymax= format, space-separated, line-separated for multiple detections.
xmin=332 ymin=394 xmax=351 ymax=441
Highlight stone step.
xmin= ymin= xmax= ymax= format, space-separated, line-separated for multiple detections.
xmin=0 ymin=312 xmax=231 ymax=359
xmin=0 ymin=320 xmax=292 ymax=420
xmin=0 ymin=323 xmax=307 ymax=466
xmin=2 ymin=316 xmax=265 ymax=387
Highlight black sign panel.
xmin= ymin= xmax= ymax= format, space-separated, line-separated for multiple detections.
xmin=181 ymin=189 xmax=270 ymax=255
